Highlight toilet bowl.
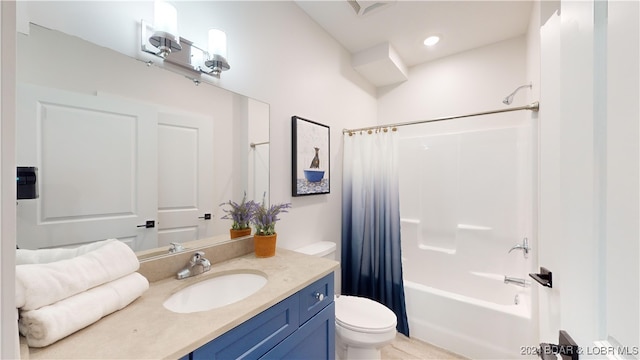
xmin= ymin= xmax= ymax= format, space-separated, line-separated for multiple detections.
xmin=295 ymin=242 xmax=398 ymax=360
xmin=334 ymin=295 xmax=397 ymax=359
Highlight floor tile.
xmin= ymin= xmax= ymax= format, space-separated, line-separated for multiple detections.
xmin=381 ymin=333 xmax=468 ymax=360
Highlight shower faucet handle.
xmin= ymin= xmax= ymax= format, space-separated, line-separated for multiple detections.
xmin=508 ymin=237 xmax=531 ymax=258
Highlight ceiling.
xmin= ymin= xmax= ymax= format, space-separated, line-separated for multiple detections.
xmin=295 ymin=0 xmax=533 ymax=87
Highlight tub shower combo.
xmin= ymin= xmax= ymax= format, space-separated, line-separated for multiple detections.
xmin=342 ymin=84 xmax=539 ymax=358
xmin=398 ymin=118 xmax=537 ymax=359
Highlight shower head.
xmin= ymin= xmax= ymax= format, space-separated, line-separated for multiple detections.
xmin=502 ymin=83 xmax=532 ymax=105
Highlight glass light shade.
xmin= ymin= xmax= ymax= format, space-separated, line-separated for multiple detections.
xmin=208 ymin=29 xmax=227 ymax=59
xmin=153 ymin=1 xmax=178 ymax=37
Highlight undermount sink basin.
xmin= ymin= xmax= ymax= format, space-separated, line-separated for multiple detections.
xmin=163 ymin=272 xmax=268 ymax=313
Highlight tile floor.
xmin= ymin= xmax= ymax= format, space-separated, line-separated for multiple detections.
xmin=381 ymin=333 xmax=468 ymax=359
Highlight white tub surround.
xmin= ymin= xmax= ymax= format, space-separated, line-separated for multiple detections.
xmin=23 ymin=248 xmax=339 ymax=359
xmin=399 ymin=123 xmax=536 ymax=358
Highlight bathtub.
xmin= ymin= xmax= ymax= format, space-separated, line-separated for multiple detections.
xmin=403 ymin=243 xmax=539 ymax=359
xmin=404 ymin=277 xmax=537 ymax=359
xmin=401 ymin=219 xmax=538 ymax=359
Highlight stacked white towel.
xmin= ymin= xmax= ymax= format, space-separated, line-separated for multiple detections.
xmin=16 ymin=239 xmax=115 ymax=265
xmin=15 ymin=239 xmax=140 ymax=310
xmin=16 ymin=239 xmax=149 ymax=347
xmin=19 ymin=273 xmax=148 ymax=348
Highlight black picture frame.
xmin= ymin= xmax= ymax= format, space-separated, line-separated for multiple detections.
xmin=291 ymin=116 xmax=330 ymax=196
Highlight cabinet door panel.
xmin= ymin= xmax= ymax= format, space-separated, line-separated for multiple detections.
xmin=261 ymin=303 xmax=335 ymax=360
xmin=299 ymin=273 xmax=334 ymax=324
xmin=191 ymin=295 xmax=299 ymax=360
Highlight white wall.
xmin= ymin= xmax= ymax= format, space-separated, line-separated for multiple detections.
xmin=16 ymin=1 xmax=378 ymax=253
xmin=604 ymin=0 xmax=639 ymax=350
xmin=0 ymin=2 xmax=19 ymax=359
xmin=538 ymin=2 xmax=563 ymax=344
xmin=378 ymin=36 xmax=529 ymax=125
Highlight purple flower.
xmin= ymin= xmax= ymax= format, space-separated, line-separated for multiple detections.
xmin=219 ymin=192 xmax=257 ymax=230
xmin=251 ymin=200 xmax=292 ymax=236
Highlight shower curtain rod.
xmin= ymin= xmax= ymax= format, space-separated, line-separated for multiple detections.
xmin=342 ymin=101 xmax=539 ymax=135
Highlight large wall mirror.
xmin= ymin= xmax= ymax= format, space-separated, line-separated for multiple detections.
xmin=15 ymin=24 xmax=270 ymax=254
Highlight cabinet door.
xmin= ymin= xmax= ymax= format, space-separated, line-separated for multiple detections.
xmin=260 ymin=302 xmax=335 ymax=360
xmin=191 ymin=295 xmax=299 ymax=360
xmin=299 ymin=273 xmax=334 ymax=324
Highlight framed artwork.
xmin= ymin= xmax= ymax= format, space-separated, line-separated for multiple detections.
xmin=291 ymin=116 xmax=330 ymax=196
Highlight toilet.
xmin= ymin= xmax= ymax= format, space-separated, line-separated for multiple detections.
xmin=295 ymin=241 xmax=397 ymax=360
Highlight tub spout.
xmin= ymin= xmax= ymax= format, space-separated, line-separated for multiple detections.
xmin=504 ymin=276 xmax=531 ymax=287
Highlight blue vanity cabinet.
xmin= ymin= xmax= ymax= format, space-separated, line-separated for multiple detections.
xmin=260 ymin=303 xmax=335 ymax=359
xmin=186 ymin=273 xmax=334 ymax=360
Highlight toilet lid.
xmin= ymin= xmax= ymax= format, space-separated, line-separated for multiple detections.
xmin=335 ymin=295 xmax=397 ymax=333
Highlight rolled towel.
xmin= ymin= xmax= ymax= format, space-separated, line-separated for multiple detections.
xmin=16 ymin=239 xmax=116 ymax=265
xmin=16 ymin=240 xmax=140 ymax=310
xmin=18 ymin=272 xmax=149 ymax=348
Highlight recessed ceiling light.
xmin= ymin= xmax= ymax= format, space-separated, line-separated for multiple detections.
xmin=423 ymin=35 xmax=440 ymax=47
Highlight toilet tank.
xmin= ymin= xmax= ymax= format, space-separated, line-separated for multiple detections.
xmin=295 ymin=241 xmax=340 ymax=295
xmin=294 ymin=241 xmax=336 ymax=260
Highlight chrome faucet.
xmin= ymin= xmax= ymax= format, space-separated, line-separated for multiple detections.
xmin=504 ymin=276 xmax=531 ymax=287
xmin=168 ymin=242 xmax=185 ymax=254
xmin=176 ymin=251 xmax=211 ymax=280
xmin=508 ymin=237 xmax=531 ymax=258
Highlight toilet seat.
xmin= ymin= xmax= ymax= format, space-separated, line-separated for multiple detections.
xmin=335 ymin=295 xmax=397 ymax=334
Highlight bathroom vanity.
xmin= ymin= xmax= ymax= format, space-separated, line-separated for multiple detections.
xmin=182 ymin=273 xmax=334 ymax=359
xmin=23 ymin=244 xmax=339 ymax=359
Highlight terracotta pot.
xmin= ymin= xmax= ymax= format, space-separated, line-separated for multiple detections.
xmin=253 ymin=234 xmax=277 ymax=258
xmin=230 ymin=228 xmax=252 ymax=239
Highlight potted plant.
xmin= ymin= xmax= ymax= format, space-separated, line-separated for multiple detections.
xmin=219 ymin=192 xmax=257 ymax=239
xmin=251 ymin=199 xmax=292 ymax=258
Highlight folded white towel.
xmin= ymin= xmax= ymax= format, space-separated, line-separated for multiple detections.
xmin=15 ymin=240 xmax=140 ymax=310
xmin=18 ymin=272 xmax=149 ymax=348
xmin=16 ymin=239 xmax=116 ymax=265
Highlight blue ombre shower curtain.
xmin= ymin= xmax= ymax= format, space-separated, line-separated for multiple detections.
xmin=341 ymin=129 xmax=409 ymax=337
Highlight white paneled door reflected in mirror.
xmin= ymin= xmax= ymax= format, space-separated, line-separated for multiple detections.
xmin=16 ymin=24 xmax=269 ymax=253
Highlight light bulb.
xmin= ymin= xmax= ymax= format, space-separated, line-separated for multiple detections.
xmin=153 ymin=1 xmax=178 ymax=37
xmin=423 ymin=35 xmax=440 ymax=47
xmin=208 ymin=29 xmax=227 ymax=59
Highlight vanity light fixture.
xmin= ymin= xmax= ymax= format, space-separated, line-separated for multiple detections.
xmin=140 ymin=5 xmax=231 ymax=79
xmin=141 ymin=4 xmax=231 ymax=79
xmin=203 ymin=29 xmax=231 ymax=78
xmin=423 ymin=35 xmax=440 ymax=47
xmin=148 ymin=1 xmax=181 ymax=58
